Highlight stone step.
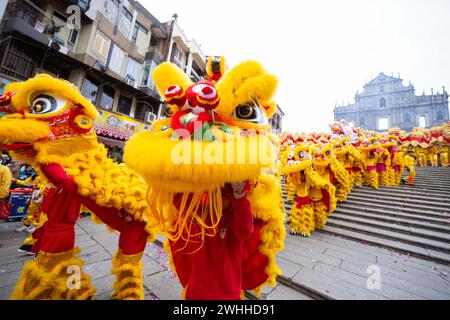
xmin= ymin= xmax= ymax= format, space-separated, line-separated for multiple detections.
xmin=345 ymin=194 xmax=450 ymax=214
xmin=406 ymin=184 xmax=450 ymax=192
xmin=333 ymin=207 xmax=450 ymax=230
xmin=399 ymin=183 xmax=450 ymax=192
xmin=410 ymin=174 xmax=450 ymax=178
xmin=415 ymin=169 xmax=450 ymax=174
xmin=318 ymin=226 xmax=450 ymax=265
xmin=395 ymin=180 xmax=450 ymax=189
xmin=283 ymin=202 xmax=450 ymax=229
xmin=415 ymin=170 xmax=450 ymax=174
xmin=336 ymin=203 xmax=450 ymax=223
xmin=348 ymin=192 xmax=450 ymax=209
xmin=276 ymin=274 xmax=330 ymax=300
xmin=411 ymin=174 xmax=450 ymax=178
xmin=328 ymin=213 xmax=450 ymax=244
xmin=283 ymin=184 xmax=450 ymax=198
xmin=411 ymin=177 xmax=450 ymax=182
xmin=351 ymin=187 xmax=450 ymax=204
xmin=283 ymin=199 xmax=450 ymax=221
xmin=346 ymin=194 xmax=450 ymax=212
xmin=413 ymin=170 xmax=450 ymax=175
xmin=324 ymin=219 xmax=450 ymax=255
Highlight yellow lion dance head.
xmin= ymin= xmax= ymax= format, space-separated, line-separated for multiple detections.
xmin=124 ymin=59 xmax=285 ymax=296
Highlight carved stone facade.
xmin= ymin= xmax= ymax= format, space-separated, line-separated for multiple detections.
xmin=334 ymin=73 xmax=449 ymax=132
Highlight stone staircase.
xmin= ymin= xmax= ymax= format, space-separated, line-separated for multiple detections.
xmin=278 ymin=166 xmax=450 ymax=299
xmin=152 ymin=167 xmax=450 ymax=300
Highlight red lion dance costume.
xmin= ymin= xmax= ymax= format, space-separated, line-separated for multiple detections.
xmin=124 ymin=58 xmax=286 ymax=299
xmin=0 ymin=75 xmax=157 ymax=299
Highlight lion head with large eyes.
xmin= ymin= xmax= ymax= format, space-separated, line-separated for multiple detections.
xmin=0 ymin=74 xmax=99 ymax=164
xmin=124 ymin=60 xmax=285 ymax=295
xmin=333 ymin=136 xmax=351 ymax=156
xmin=283 ymin=144 xmax=313 ymax=174
xmin=359 ymin=136 xmax=381 ymax=152
xmin=124 ymin=60 xmax=278 ymax=193
xmin=311 ymin=143 xmax=334 ymax=167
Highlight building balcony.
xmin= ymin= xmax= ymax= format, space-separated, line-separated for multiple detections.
xmin=151 ymin=23 xmax=166 ymax=39
xmin=171 ymin=22 xmax=189 ymax=51
xmin=189 ymin=39 xmax=206 ymax=64
xmin=145 ymin=47 xmax=164 ymax=64
xmin=2 ymin=0 xmax=80 ymax=53
xmin=3 ymin=17 xmax=49 ymax=45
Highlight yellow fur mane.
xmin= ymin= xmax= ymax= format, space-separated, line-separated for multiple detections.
xmin=32 ymin=134 xmax=156 ymax=238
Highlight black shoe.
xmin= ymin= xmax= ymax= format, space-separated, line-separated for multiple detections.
xmin=17 ymin=244 xmax=34 ymax=255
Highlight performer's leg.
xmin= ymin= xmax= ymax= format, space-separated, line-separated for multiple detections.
xmin=379 ymin=171 xmax=389 ymax=186
xmin=289 ymin=204 xmax=315 ymax=237
xmin=393 ymin=170 xmax=401 ymax=186
xmin=111 ymin=219 xmax=148 ymax=300
xmin=314 ymin=203 xmax=328 ymax=229
xmin=81 ymin=199 xmax=148 ymax=300
xmin=11 ymin=195 xmax=95 ymax=300
xmin=365 ymin=171 xmax=378 ymax=189
xmin=354 ymin=171 xmax=363 ymax=187
xmin=10 ymin=246 xmax=95 ymax=300
xmin=335 ymin=186 xmax=348 ymax=202
xmin=408 ymin=167 xmax=416 ymax=185
xmin=440 ymin=153 xmax=448 ymax=167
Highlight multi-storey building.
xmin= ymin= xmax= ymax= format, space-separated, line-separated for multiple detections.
xmin=0 ymin=0 xmax=208 ymax=159
xmin=334 ymin=73 xmax=449 ymax=132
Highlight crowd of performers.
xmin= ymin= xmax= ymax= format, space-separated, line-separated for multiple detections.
xmin=0 ymin=52 xmax=447 ymax=300
xmin=278 ymin=121 xmax=450 ymax=237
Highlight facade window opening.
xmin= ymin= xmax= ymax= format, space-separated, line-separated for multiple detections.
xmin=68 ymin=28 xmax=79 ymax=46
xmin=150 ymin=36 xmax=157 ymax=48
xmin=437 ymin=112 xmax=444 ymax=121
xmin=98 ymin=86 xmax=115 ymax=110
xmin=380 ymin=85 xmax=384 ymax=93
xmin=359 ymin=117 xmax=365 ymax=126
xmin=379 ymin=97 xmax=386 ymax=107
xmin=378 ymin=117 xmax=388 ymax=130
xmin=418 ymin=115 xmax=426 ymax=128
xmin=118 ymin=94 xmax=132 ymax=115
xmin=81 ymin=76 xmax=100 ymax=104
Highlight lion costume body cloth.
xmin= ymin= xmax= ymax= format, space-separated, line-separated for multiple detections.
xmin=0 ymin=75 xmax=157 ymax=300
xmin=124 ymin=60 xmax=286 ymax=299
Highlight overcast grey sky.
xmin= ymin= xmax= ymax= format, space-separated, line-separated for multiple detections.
xmin=142 ymin=0 xmax=450 ymax=132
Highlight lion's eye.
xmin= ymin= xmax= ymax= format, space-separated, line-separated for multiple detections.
xmin=325 ymin=150 xmax=331 ymax=156
xmin=234 ymin=100 xmax=268 ymax=125
xmin=298 ymin=151 xmax=306 ymax=159
xmin=164 ymin=107 xmax=174 ymax=118
xmin=30 ymin=94 xmax=66 ymax=114
xmin=236 ymin=105 xmax=254 ymax=119
xmin=343 ymin=141 xmax=348 ymax=146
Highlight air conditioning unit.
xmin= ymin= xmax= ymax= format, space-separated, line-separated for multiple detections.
xmin=144 ymin=111 xmax=157 ymax=123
